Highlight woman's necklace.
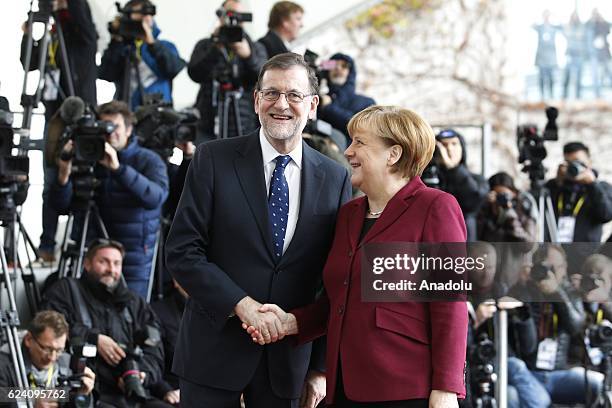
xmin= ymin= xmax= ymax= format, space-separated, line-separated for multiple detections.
xmin=367 ymin=208 xmax=384 ymax=216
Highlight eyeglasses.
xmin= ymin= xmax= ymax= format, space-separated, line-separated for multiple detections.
xmin=259 ymin=89 xmax=313 ymax=104
xmin=32 ymin=336 xmax=64 ymax=356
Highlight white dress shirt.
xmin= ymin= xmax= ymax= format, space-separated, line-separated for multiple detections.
xmin=259 ymin=129 xmax=302 ymax=255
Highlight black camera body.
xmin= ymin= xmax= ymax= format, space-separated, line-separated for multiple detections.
xmin=588 ymin=322 xmax=612 ymax=349
xmin=531 ymin=262 xmax=553 ymax=282
xmin=135 ymin=99 xmax=197 ymax=158
xmin=470 ymin=333 xmax=497 ymax=401
xmin=116 ymin=325 xmax=161 ymax=401
xmin=566 ymin=160 xmax=587 ymax=180
xmin=215 ymin=8 xmax=252 ymax=44
xmin=517 ymin=107 xmax=559 ymax=183
xmin=108 ymin=1 xmax=157 ymax=41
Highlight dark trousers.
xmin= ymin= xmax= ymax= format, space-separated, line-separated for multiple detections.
xmin=180 ymin=353 xmax=298 ymax=408
xmin=331 ymin=364 xmax=428 ymax=408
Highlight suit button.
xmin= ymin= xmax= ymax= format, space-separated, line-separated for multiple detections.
xmin=338 ymin=306 xmax=344 ymax=315
xmin=348 ymin=250 xmax=353 ymax=257
xmin=343 ymin=279 xmax=348 ymax=286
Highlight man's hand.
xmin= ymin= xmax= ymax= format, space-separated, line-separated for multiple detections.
xmin=57 ymin=141 xmax=74 ymax=186
xmin=474 ymin=302 xmax=496 ymax=328
xmin=537 ymin=270 xmax=559 ymax=295
xmin=229 ymin=38 xmax=251 ymax=59
xmin=234 ymin=297 xmax=285 ymax=344
xmin=176 ymin=141 xmax=196 ymax=159
xmin=97 ymin=334 xmax=126 ymax=366
xmin=574 ymin=168 xmax=596 ymax=185
xmin=142 ymin=20 xmax=155 ymax=44
xmin=429 ymin=390 xmax=458 ymax=408
xmin=300 ymin=370 xmax=325 ymax=408
xmin=556 ymin=162 xmax=568 ymax=186
xmin=164 ymin=389 xmax=180 ymax=405
xmin=78 ymin=366 xmax=96 ymax=395
xmin=243 ymin=304 xmax=299 ymax=345
xmin=99 ymin=142 xmax=120 ymax=171
xmin=435 ymin=141 xmax=461 ymax=170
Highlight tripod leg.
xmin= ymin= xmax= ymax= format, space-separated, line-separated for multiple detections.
xmin=544 ymin=195 xmax=558 ymax=243
xmin=93 ymin=206 xmax=109 ymax=239
xmin=75 ymin=207 xmax=92 ymax=279
xmin=232 ymin=93 xmax=243 ymax=138
xmin=146 ymin=228 xmax=162 ymax=303
xmin=58 ymin=214 xmax=74 ymax=279
xmin=17 ymin=219 xmax=41 ymax=313
xmin=223 ymin=94 xmax=232 ymax=139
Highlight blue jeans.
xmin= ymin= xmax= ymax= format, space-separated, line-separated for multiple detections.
xmin=507 ymin=357 xmax=550 ymax=408
xmin=530 ymin=367 xmax=603 ymax=405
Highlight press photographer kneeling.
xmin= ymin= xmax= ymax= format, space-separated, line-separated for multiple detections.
xmin=42 ymin=239 xmax=170 ymax=408
xmin=0 ymin=310 xmax=96 ymax=408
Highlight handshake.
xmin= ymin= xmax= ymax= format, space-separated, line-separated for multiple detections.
xmin=235 ymin=296 xmax=298 ymax=345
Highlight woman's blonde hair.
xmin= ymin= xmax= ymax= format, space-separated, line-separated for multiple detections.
xmin=347 ymin=105 xmax=435 ymax=178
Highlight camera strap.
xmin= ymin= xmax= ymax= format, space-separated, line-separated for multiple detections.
xmin=557 ymin=194 xmax=586 ymax=217
xmin=67 ymin=278 xmax=93 ymax=329
xmin=557 ymin=194 xmax=585 ymax=242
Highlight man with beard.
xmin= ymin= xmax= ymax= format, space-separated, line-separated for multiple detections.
xmin=42 ymin=239 xmax=170 ymax=408
xmin=165 ymin=52 xmax=351 ymax=407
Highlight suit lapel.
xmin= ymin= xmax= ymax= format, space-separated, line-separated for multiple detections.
xmin=359 ymin=177 xmax=426 ymax=247
xmin=348 ymin=198 xmax=367 ymax=252
xmin=234 ymin=134 xmax=275 ymax=260
xmin=280 ymin=142 xmax=325 ymax=266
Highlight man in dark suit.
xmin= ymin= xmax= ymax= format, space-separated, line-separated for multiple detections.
xmin=165 ymin=52 xmax=352 ymax=408
xmin=258 ymin=1 xmax=304 ymax=59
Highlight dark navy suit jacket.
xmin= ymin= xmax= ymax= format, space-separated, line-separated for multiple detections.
xmin=165 ymin=131 xmax=351 ymax=398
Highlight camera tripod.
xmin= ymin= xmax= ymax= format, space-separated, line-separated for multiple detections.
xmin=591 ymin=346 xmax=612 ymax=408
xmin=120 ymin=42 xmax=150 ymax=109
xmin=0 ymin=223 xmax=34 ymax=408
xmin=529 ymin=176 xmax=559 ymax=242
xmin=57 ymin=200 xmax=109 ymax=279
xmin=20 ymin=0 xmax=75 ymax=131
xmin=214 ymin=81 xmax=245 ymax=139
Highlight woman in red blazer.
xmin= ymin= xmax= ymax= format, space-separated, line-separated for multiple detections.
xmin=247 ymin=105 xmax=468 ymax=407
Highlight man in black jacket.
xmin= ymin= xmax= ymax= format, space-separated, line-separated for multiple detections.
xmin=257 ymin=1 xmax=304 ymax=58
xmin=99 ymin=0 xmax=185 ymax=110
xmin=435 ymin=128 xmax=489 ymax=241
xmin=0 ymin=310 xmax=95 ymax=408
xmin=42 ymin=239 xmax=170 ymax=408
xmin=188 ymin=0 xmax=266 ymax=142
xmin=20 ymin=0 xmax=98 ymax=263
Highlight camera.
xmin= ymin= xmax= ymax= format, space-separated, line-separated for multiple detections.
xmin=517 ymin=106 xmax=558 ymax=183
xmin=108 ymin=1 xmax=157 ymax=41
xmin=566 ymin=160 xmax=587 ymax=180
xmin=215 ymin=8 xmax=252 ymax=44
xmin=470 ymin=333 xmax=497 ymax=406
xmin=135 ymin=97 xmax=198 ymax=158
xmin=116 ymin=325 xmax=161 ymax=401
xmin=55 ymin=338 xmax=96 ymax=408
xmin=496 ymin=192 xmax=514 ymax=208
xmin=530 ymin=262 xmax=553 ymax=282
xmin=588 ymin=322 xmax=612 ymax=348
xmin=0 ymin=97 xmax=30 ymax=221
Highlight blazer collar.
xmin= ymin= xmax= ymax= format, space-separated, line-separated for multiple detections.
xmin=347 ymin=176 xmax=427 ymax=251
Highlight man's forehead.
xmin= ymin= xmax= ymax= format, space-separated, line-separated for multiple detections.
xmin=94 ymin=247 xmax=123 ymax=259
xmin=260 ymin=67 xmax=309 ymax=89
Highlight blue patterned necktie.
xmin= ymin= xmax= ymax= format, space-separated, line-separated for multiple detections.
xmin=269 ymin=155 xmax=291 ymax=260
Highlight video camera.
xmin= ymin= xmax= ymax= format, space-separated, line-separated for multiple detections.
xmin=517 ymin=106 xmax=558 ymax=183
xmin=116 ymin=325 xmax=161 ymax=401
xmin=108 ymin=1 xmax=156 ymax=41
xmin=214 ymin=8 xmax=252 ymax=44
xmin=588 ymin=321 xmax=612 ymax=349
xmin=59 ymin=108 xmax=116 ymax=209
xmin=56 ymin=337 xmax=96 ymax=407
xmin=135 ymin=96 xmax=197 ymax=158
xmin=0 ymin=97 xmax=30 ymax=221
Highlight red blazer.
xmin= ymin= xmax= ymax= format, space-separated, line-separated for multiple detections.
xmin=292 ymin=177 xmax=469 ymax=403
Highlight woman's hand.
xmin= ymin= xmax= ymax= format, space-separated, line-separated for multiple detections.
xmin=429 ymin=390 xmax=458 ymax=408
xmin=242 ymin=304 xmax=299 ymax=344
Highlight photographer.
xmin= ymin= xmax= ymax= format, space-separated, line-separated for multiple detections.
xmin=435 ymin=128 xmax=489 ymax=241
xmin=51 ymin=100 xmax=169 ymax=298
xmin=257 ymin=1 xmax=304 ymax=58
xmin=0 ymin=310 xmax=95 ymax=408
xmin=318 ymin=53 xmax=375 ymax=141
xmin=546 ymin=141 xmax=612 ymax=243
xmin=477 ymin=172 xmax=537 ymax=287
xmin=510 ymin=244 xmax=603 ymax=405
xmin=99 ymin=0 xmax=185 ymax=110
xmin=188 ymin=0 xmax=266 ymax=141
xmin=42 ymin=239 xmax=170 ymax=408
xmin=20 ymin=0 xmax=98 ymax=263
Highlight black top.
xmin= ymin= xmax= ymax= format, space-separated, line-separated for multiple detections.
xmin=359 ymin=217 xmax=377 ymax=242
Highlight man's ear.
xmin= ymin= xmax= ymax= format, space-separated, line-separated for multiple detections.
xmin=254 ymin=89 xmax=260 ymax=115
xmin=308 ymin=95 xmax=319 ymax=120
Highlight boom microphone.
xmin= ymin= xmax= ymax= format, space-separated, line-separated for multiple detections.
xmin=59 ymin=96 xmax=85 ymax=125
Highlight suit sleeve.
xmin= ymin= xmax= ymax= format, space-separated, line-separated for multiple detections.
xmin=423 ymin=194 xmax=469 ymax=397
xmin=165 ymin=144 xmax=247 ymax=331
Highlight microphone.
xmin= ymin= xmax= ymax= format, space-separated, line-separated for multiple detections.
xmin=59 ymin=96 xmax=85 ymax=125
